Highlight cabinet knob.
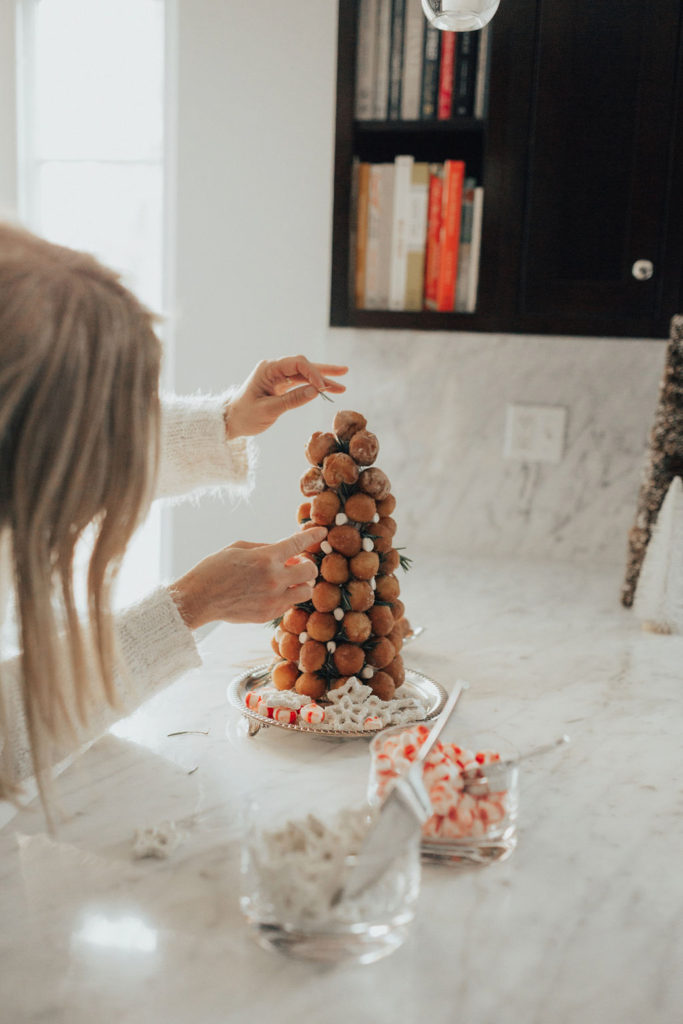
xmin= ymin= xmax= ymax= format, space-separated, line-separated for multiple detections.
xmin=632 ymin=259 xmax=654 ymax=281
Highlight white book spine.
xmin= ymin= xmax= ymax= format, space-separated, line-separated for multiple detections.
xmin=466 ymin=186 xmax=484 ymax=312
xmin=400 ymin=2 xmax=425 ymax=121
xmin=355 ymin=0 xmax=379 ymax=120
xmin=388 ymin=155 xmax=414 ymax=311
xmin=376 ymin=163 xmax=395 ymax=308
xmin=365 ymin=165 xmax=383 ymax=308
xmin=373 ymin=0 xmax=392 ymax=120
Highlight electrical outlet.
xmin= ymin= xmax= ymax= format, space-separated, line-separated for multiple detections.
xmin=503 ymin=404 xmax=567 ymax=463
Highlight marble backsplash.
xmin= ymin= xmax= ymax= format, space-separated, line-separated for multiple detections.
xmin=325 ymin=329 xmax=668 ymax=566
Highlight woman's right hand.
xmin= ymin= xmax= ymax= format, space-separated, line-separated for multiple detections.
xmin=168 ymin=527 xmax=326 ymax=631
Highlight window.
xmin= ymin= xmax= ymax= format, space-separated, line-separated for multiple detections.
xmin=17 ymin=0 xmax=172 ymax=608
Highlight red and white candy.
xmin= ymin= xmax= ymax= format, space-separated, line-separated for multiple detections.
xmin=245 ymin=691 xmax=263 ymax=712
xmin=371 ymin=726 xmax=510 ymax=840
xmin=299 ymin=703 xmax=325 ymax=726
xmin=272 ymin=706 xmax=297 ymax=725
xmin=363 ymin=715 xmax=383 ymax=731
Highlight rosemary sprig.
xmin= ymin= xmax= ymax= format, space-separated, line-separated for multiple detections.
xmin=399 ymin=553 xmax=413 ymax=572
xmin=269 ymin=614 xmax=284 ymax=629
xmin=317 ymin=389 xmax=334 ymax=403
xmin=295 ymin=598 xmax=315 ymax=613
xmin=335 ymin=436 xmax=350 ymax=455
xmin=323 ymin=651 xmax=341 ymax=678
xmin=340 ymin=587 xmax=352 ymax=612
xmin=336 ymin=480 xmax=357 ymax=503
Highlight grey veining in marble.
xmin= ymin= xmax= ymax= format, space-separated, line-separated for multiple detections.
xmin=326 ymin=329 xmax=667 ymax=565
xmin=1 ymin=555 xmax=682 ymax=1024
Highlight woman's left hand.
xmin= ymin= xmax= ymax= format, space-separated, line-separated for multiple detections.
xmin=225 ymin=355 xmax=348 ymax=439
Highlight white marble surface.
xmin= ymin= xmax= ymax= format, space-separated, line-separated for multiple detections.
xmin=326 ymin=329 xmax=668 ymax=564
xmin=1 ymin=554 xmax=682 ymax=1024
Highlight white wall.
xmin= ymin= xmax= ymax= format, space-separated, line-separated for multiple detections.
xmin=170 ymin=0 xmax=340 ymax=575
xmin=170 ymin=0 xmax=667 ymax=576
xmin=0 ymin=0 xmax=17 ymax=213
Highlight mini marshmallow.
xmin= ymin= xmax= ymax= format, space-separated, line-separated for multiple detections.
xmin=361 ymin=666 xmax=375 ymax=679
xmin=333 ymin=607 xmax=344 ymax=621
xmin=372 ymin=513 xmax=380 ymax=523
xmin=361 ymin=537 xmax=374 ymax=552
xmin=370 ymin=577 xmax=377 ymax=590
xmin=335 ymin=512 xmax=348 ymax=526
xmin=320 ymin=540 xmax=333 ymax=554
xmin=326 ymin=641 xmax=337 ymax=653
xmin=298 ymin=631 xmax=308 ymax=643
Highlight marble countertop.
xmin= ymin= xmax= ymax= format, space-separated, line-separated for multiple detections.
xmin=1 ymin=554 xmax=682 ymax=1024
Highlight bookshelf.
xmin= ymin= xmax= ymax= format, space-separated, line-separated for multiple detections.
xmin=329 ymin=0 xmax=683 ymax=339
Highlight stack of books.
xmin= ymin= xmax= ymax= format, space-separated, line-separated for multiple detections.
xmin=352 ymin=155 xmax=484 ymax=313
xmin=355 ymin=0 xmax=491 ymax=121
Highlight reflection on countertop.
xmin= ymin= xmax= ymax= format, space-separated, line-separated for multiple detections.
xmin=1 ymin=553 xmax=682 ymax=1024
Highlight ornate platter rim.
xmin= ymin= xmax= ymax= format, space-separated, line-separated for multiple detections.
xmin=226 ymin=663 xmax=447 ymax=740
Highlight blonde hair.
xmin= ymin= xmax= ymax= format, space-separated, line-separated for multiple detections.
xmin=0 ymin=223 xmax=161 ymax=815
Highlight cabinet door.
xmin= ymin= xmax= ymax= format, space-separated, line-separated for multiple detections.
xmin=520 ymin=0 xmax=681 ymax=331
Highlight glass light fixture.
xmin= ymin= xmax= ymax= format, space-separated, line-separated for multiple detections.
xmin=421 ymin=0 xmax=500 ymax=31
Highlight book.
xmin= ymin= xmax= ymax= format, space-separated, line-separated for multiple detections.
xmin=401 ymin=1 xmax=425 ymax=121
xmin=419 ymin=22 xmax=441 ymax=120
xmin=374 ymin=0 xmax=393 ymax=119
xmin=355 ymin=0 xmax=379 ymax=120
xmin=354 ymin=163 xmax=371 ymax=308
xmin=453 ymin=31 xmax=480 ymax=117
xmin=474 ymin=25 xmax=491 ymax=119
xmin=404 ymin=162 xmax=430 ymax=310
xmin=387 ymin=0 xmax=406 ymax=120
xmin=348 ymin=157 xmax=360 ymax=306
xmin=436 ymin=159 xmax=465 ymax=311
xmin=437 ymin=30 xmax=456 ymax=120
xmin=467 ymin=186 xmax=484 ymax=312
xmin=455 ymin=177 xmax=476 ymax=312
xmin=365 ymin=163 xmax=395 ymax=309
xmin=388 ymin=154 xmax=414 ymax=309
xmin=423 ymin=164 xmax=444 ymax=310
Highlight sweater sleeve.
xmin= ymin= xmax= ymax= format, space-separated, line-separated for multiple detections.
xmin=155 ymin=390 xmax=258 ymax=502
xmin=0 ymin=587 xmax=201 ymax=787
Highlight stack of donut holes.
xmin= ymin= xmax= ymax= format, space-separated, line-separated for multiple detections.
xmin=270 ymin=409 xmax=412 ymax=705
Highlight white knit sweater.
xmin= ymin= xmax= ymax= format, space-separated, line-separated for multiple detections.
xmin=0 ymin=390 xmax=257 ymax=785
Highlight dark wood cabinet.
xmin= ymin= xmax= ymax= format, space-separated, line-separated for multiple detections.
xmin=329 ymin=0 xmax=683 ymax=338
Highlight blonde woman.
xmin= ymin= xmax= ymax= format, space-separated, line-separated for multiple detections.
xmin=0 ymin=222 xmax=346 ymax=814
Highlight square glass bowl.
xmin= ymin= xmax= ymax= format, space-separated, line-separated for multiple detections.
xmin=368 ymin=723 xmax=519 ymax=865
xmin=239 ymin=795 xmax=421 ymax=964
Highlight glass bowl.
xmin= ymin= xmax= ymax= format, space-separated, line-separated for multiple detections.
xmin=368 ymin=722 xmax=519 ymax=865
xmin=239 ymin=795 xmax=421 ymax=964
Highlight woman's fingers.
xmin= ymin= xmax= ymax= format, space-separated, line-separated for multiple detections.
xmin=273 ymin=527 xmax=326 ymax=561
xmin=271 ymin=356 xmax=348 ymax=394
xmin=285 ymin=558 xmax=319 ymax=586
xmin=281 ymin=584 xmax=316 ymax=610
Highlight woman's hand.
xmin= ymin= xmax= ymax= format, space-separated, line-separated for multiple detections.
xmin=225 ymin=355 xmax=348 ymax=439
xmin=168 ymin=526 xmax=326 ymax=630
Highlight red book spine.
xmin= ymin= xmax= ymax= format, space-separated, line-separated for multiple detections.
xmin=437 ymin=32 xmax=456 ymax=119
xmin=423 ymin=169 xmax=443 ymax=310
xmin=436 ymin=159 xmax=465 ymax=311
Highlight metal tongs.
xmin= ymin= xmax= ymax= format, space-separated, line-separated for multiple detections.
xmin=332 ymin=681 xmax=468 ymax=906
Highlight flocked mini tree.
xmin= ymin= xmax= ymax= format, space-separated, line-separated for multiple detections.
xmin=270 ymin=410 xmax=412 ymax=702
xmin=622 ymin=315 xmax=683 ymax=607
xmin=633 ymin=476 xmax=683 ymax=634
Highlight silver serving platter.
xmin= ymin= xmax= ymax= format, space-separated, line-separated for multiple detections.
xmin=227 ymin=660 xmax=446 ymax=740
